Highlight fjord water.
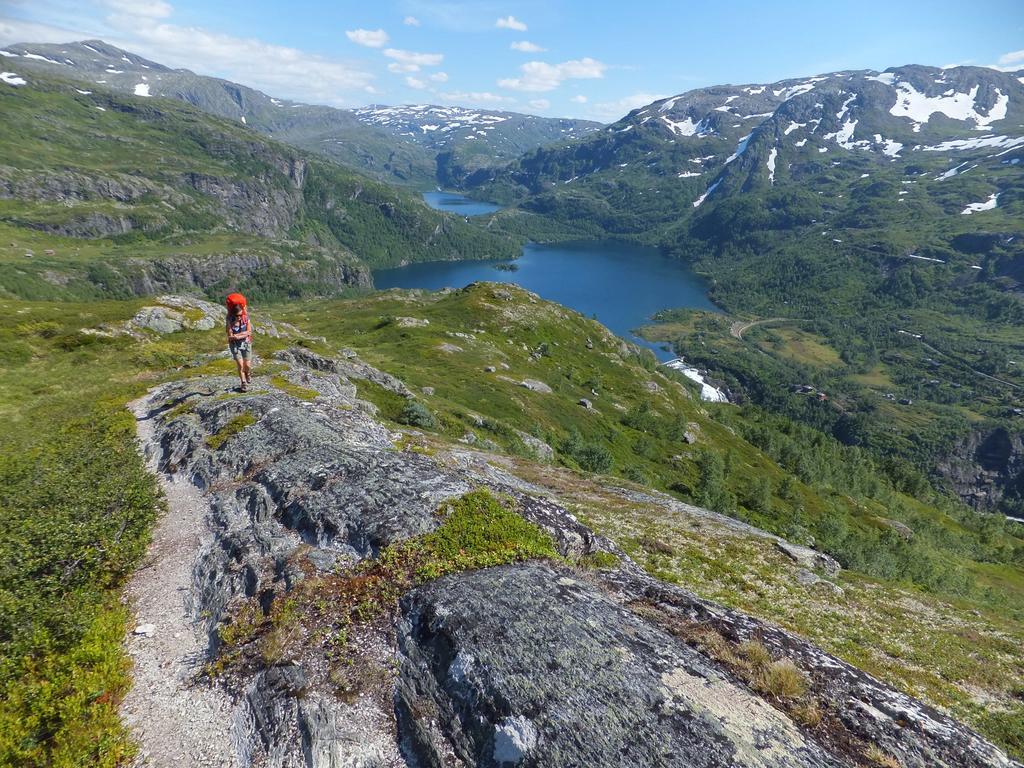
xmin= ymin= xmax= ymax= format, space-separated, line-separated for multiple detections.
xmin=378 ymin=193 xmax=718 ymax=361
xmin=422 ymin=190 xmax=502 ymax=216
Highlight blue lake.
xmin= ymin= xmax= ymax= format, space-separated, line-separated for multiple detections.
xmin=374 ymin=238 xmax=719 ymax=362
xmin=422 ymin=190 xmax=503 ymax=216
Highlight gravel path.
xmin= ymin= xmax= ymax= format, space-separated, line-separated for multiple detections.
xmin=120 ymin=393 xmax=241 ymax=768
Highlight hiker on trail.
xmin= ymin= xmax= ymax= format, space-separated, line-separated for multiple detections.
xmin=226 ymin=293 xmax=253 ymax=391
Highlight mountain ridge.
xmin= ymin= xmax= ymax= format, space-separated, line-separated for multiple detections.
xmin=1 ymin=39 xmax=602 ymax=188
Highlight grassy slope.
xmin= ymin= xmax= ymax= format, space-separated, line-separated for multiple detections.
xmin=0 ymin=71 xmax=519 ymax=299
xmin=277 ymin=284 xmax=1024 ymax=756
xmin=466 ymin=85 xmax=1024 ymax=498
xmin=1 ymin=286 xmax=1022 ymax=762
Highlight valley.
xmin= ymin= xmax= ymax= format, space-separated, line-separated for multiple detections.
xmin=0 ymin=28 xmax=1022 ymax=768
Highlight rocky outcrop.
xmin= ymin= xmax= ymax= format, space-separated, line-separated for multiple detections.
xmin=937 ymin=426 xmax=1024 ymax=512
xmin=83 ymin=249 xmax=371 ymax=299
xmin=127 ymin=347 xmax=1021 ymax=768
xmin=396 ymin=564 xmax=841 ymax=768
xmin=180 ymin=171 xmax=303 ymax=237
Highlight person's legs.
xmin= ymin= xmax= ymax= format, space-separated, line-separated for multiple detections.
xmin=231 ymin=343 xmax=246 ymax=388
xmin=242 ymin=358 xmax=252 ymax=383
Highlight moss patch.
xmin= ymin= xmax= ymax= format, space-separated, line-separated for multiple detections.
xmin=269 ymin=375 xmax=318 ymax=401
xmin=216 ymin=489 xmax=558 ymax=674
xmin=206 ymin=412 xmax=257 ymax=451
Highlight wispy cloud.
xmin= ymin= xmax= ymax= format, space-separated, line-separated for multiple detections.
xmin=510 ymin=40 xmax=544 ymax=53
xmin=345 ymin=28 xmax=389 ymax=48
xmin=495 ymin=15 xmax=527 ymax=31
xmin=388 ymin=61 xmax=419 ymax=73
xmin=985 ymin=49 xmax=1024 ymax=71
xmin=402 ymin=15 xmax=420 ymax=27
xmin=590 ymin=92 xmax=664 ymax=121
xmin=405 ymin=75 xmax=426 ymax=89
xmin=498 ymin=57 xmax=605 ymax=92
xmin=384 ymin=47 xmax=443 ymax=67
xmin=439 ymin=89 xmax=513 ymax=104
xmin=528 ymin=98 xmax=549 ymax=110
xmin=103 ymin=0 xmax=172 ymax=19
xmin=0 ymin=2 xmax=376 ymax=106
xmin=571 ymin=94 xmax=587 ymax=103
xmin=429 ymin=71 xmax=448 ymax=82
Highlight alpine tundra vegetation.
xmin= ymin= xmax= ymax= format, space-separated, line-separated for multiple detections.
xmin=0 ymin=4 xmax=1022 ymax=767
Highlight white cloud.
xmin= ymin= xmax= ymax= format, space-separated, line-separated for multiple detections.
xmin=405 ymin=75 xmax=426 ymax=89
xmin=495 ymin=15 xmax=527 ymax=31
xmin=0 ymin=15 xmax=93 ymax=46
xmin=388 ymin=61 xmax=420 ymax=73
xmin=591 ymin=92 xmax=665 ymax=121
xmin=0 ymin=5 xmax=376 ymax=107
xmin=403 ymin=15 xmax=420 ymax=26
xmin=103 ymin=0 xmax=173 ymax=19
xmin=498 ymin=57 xmax=605 ymax=92
xmin=986 ymin=49 xmax=1024 ymax=71
xmin=345 ymin=28 xmax=389 ymax=48
xmin=571 ymin=94 xmax=587 ymax=103
xmin=510 ymin=40 xmax=544 ymax=53
xmin=528 ymin=98 xmax=549 ymax=110
xmin=429 ymin=71 xmax=448 ymax=82
xmin=440 ymin=89 xmax=514 ymax=105
xmin=384 ymin=47 xmax=443 ymax=67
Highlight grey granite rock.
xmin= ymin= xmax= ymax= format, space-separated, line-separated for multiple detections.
xmin=130 ymin=347 xmax=1020 ymax=768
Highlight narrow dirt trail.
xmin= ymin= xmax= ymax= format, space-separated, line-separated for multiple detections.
xmin=119 ymin=393 xmax=241 ymax=768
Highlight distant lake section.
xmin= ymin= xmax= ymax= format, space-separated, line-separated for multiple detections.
xmin=379 ymin=197 xmax=720 ymax=362
xmin=423 ymin=190 xmax=502 ymax=216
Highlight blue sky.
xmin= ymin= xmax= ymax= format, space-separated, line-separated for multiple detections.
xmin=2 ymin=0 xmax=1022 ymax=120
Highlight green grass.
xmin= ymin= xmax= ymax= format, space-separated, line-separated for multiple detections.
xmin=217 ymin=489 xmax=558 ymax=672
xmin=0 ymin=286 xmax=1021 ymax=760
xmin=205 ymin=412 xmax=257 ymax=450
xmin=269 ymin=374 xmax=319 ymax=401
xmin=0 ymin=297 xmax=230 ymax=767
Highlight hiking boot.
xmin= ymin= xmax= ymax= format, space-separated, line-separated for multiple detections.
xmin=240 ymin=382 xmax=248 ymax=392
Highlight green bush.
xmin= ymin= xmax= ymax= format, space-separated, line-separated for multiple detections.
xmin=398 ymin=400 xmax=437 ymax=429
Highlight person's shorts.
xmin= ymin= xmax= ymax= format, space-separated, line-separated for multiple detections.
xmin=229 ymin=339 xmax=252 ymax=361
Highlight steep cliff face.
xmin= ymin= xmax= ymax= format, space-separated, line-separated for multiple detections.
xmin=124 ymin=345 xmax=1020 ymax=768
xmin=938 ymin=427 xmax=1024 ymax=513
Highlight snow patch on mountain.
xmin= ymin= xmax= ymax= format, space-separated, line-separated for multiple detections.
xmin=784 ymin=121 xmax=806 ymax=135
xmin=662 ymin=115 xmax=710 ymax=137
xmin=725 ymin=134 xmax=753 ymax=164
xmin=134 ymin=83 xmax=151 ymax=97
xmin=962 ymin=193 xmax=999 ymax=214
xmin=835 ymin=94 xmax=857 ymax=120
xmin=873 ymin=134 xmax=903 ymax=157
xmin=1 ymin=72 xmax=26 ymax=86
xmin=867 ymin=72 xmax=896 ymax=85
xmin=824 ymin=120 xmax=859 ymax=149
xmin=889 ymin=82 xmax=1009 ymax=129
xmin=693 ymin=179 xmax=722 ymax=208
xmin=922 ymin=135 xmax=1024 ymax=152
xmin=22 ymin=52 xmax=63 ymax=65
xmin=767 ymin=147 xmax=778 ymax=184
xmin=935 ymin=161 xmax=974 ymax=180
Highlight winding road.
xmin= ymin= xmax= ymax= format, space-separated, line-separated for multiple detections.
xmin=729 ymin=317 xmax=801 ymax=340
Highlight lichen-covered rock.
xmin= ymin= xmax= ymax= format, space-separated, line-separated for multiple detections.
xmin=396 ymin=563 xmax=842 ymax=768
xmin=128 ymin=347 xmax=1021 ymax=768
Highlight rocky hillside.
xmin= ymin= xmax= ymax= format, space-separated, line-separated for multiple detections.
xmin=471 ymin=64 xmax=1024 ymax=515
xmin=1 ymin=40 xmax=602 ymax=188
xmin=3 ymin=286 xmax=1024 ymax=765
xmin=127 ymin=325 xmax=1017 ymax=767
xmin=0 ymin=66 xmax=518 ymax=300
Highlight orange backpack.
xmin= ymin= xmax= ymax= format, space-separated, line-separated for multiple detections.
xmin=225 ymin=292 xmax=247 ymax=311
